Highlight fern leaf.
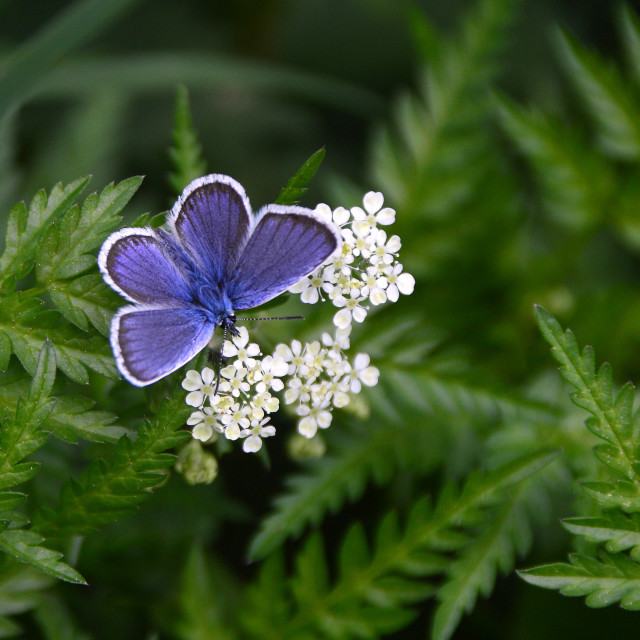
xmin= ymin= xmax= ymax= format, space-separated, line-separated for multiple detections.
xmin=246 ymin=450 xmax=556 ymax=639
xmin=520 ymin=551 xmax=640 ymax=610
xmin=563 ymin=513 xmax=640 ymax=559
xmin=557 ymin=28 xmax=640 ymax=160
xmin=535 ymin=305 xmax=640 ymax=498
xmin=168 ymin=84 xmax=207 ymax=195
xmin=248 ymin=417 xmax=442 ymax=561
xmin=0 ymin=178 xmax=88 ymax=287
xmin=36 ymin=176 xmax=142 ymax=284
xmin=0 ymin=530 xmax=85 ymax=585
xmin=496 ymin=94 xmax=612 ymax=229
xmin=0 ymin=291 xmax=116 ymax=383
xmin=33 ymin=385 xmax=191 ymax=538
xmin=620 ymin=5 xmax=640 ymax=85
xmin=46 ymin=273 xmax=120 ymax=336
xmin=274 ymin=147 xmax=325 ymax=205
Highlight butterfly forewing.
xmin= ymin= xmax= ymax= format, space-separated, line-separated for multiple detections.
xmin=170 ymin=174 xmax=252 ymax=283
xmin=228 ymin=205 xmax=340 ymax=310
xmin=98 ymin=228 xmax=194 ymax=305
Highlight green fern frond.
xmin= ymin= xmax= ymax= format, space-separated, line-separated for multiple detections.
xmin=0 ymin=178 xmax=88 ymax=288
xmin=244 ymin=450 xmax=557 ymax=639
xmin=168 ymin=84 xmax=207 ymax=195
xmin=535 ymin=305 xmax=640 ymax=505
xmin=496 ymin=94 xmax=613 ymax=229
xmin=248 ymin=417 xmax=443 ymax=561
xmin=33 ymin=385 xmax=191 ymax=539
xmin=372 ymin=0 xmax=518 ymax=209
xmin=563 ymin=513 xmax=640 ymax=559
xmin=0 ymin=343 xmax=85 ymax=585
xmin=520 ymin=551 xmax=640 ymax=610
xmin=557 ymin=27 xmax=640 ymax=160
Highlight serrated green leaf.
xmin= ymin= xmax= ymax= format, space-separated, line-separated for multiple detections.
xmin=36 ymin=176 xmax=143 ymax=284
xmin=47 ymin=273 xmax=120 ymax=335
xmin=0 ymin=530 xmax=85 ymax=585
xmin=0 ymin=178 xmax=89 ymax=285
xmin=168 ymin=84 xmax=207 ymax=195
xmin=558 ymin=28 xmax=640 ymax=159
xmin=274 ymin=147 xmax=325 ymax=205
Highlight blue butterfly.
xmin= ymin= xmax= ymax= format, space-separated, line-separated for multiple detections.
xmin=98 ymin=174 xmax=341 ymax=386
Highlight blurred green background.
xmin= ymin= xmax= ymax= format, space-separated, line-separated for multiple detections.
xmin=3 ymin=0 xmax=640 ymax=638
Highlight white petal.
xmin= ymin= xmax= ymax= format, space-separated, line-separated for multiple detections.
xmin=301 ymin=286 xmax=320 ymax=304
xmin=289 ymin=278 xmax=308 ymax=293
xmin=333 ymin=392 xmax=350 ymax=408
xmin=201 ymin=367 xmax=215 ymax=386
xmin=225 ymin=424 xmax=240 ymax=440
xmin=386 ymin=284 xmax=399 ymax=302
xmin=243 ymin=435 xmax=263 ymax=453
xmin=317 ymin=411 xmax=333 ymax=428
xmin=260 ymin=425 xmax=276 ymax=437
xmin=315 ymin=203 xmax=332 ymax=222
xmin=352 ymin=307 xmax=367 ymax=323
xmin=246 ymin=343 xmax=261 ymax=357
xmin=354 ymin=353 xmax=370 ymax=370
xmin=296 ymin=404 xmax=311 ymax=416
xmin=397 ymin=272 xmax=415 ymax=295
xmin=334 ymin=308 xmax=352 ymax=329
xmin=192 ymin=424 xmax=214 ymax=442
xmin=376 ymin=207 xmax=395 ymax=225
xmin=360 ymin=366 xmax=380 ymax=386
xmin=186 ymin=391 xmax=204 ymax=407
xmin=350 ymin=379 xmax=362 ymax=394
xmin=284 ymin=388 xmax=299 ymax=404
xmin=298 ymin=417 xmax=317 ymax=438
xmin=187 ymin=411 xmax=204 ymax=426
xmin=270 ymin=357 xmax=289 ymax=377
xmin=182 ymin=370 xmax=202 ymax=391
xmin=353 ymin=220 xmax=371 ymax=237
xmin=271 ymin=379 xmax=284 ymax=392
xmin=363 ymin=191 xmax=384 ymax=213
xmin=275 ymin=344 xmax=292 ymax=360
xmin=386 ymin=235 xmax=402 ymax=253
xmin=370 ymin=288 xmax=387 ymax=306
xmin=333 ymin=206 xmax=350 ymax=225
xmin=351 ymin=206 xmax=366 ymax=221
xmin=222 ymin=342 xmax=238 ymax=357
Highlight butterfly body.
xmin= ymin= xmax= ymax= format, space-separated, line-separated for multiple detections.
xmin=99 ymin=174 xmax=340 ymax=387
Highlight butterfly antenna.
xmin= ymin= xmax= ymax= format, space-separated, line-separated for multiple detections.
xmin=235 ymin=315 xmax=304 ymax=321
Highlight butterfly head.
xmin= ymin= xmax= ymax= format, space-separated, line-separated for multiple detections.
xmin=220 ymin=313 xmax=239 ymax=337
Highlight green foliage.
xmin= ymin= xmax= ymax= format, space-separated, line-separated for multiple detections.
xmin=168 ymin=84 xmax=207 ymax=196
xmin=520 ymin=308 xmax=640 ymax=610
xmin=241 ymin=451 xmax=556 ymax=639
xmin=275 ymin=147 xmax=326 ymax=205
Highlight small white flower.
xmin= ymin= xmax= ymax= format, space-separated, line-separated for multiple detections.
xmin=240 ymin=417 xmax=277 ymax=453
xmin=360 ymin=266 xmax=388 ymax=306
xmin=182 ymin=368 xmax=217 ymax=407
xmin=254 ymin=355 xmax=288 ymax=393
xmin=275 ymin=340 xmax=306 ymax=375
xmin=223 ymin=326 xmax=261 ymax=369
xmin=284 ymin=376 xmax=312 ymax=405
xmin=297 ymin=403 xmax=333 ymax=438
xmin=289 ymin=267 xmax=327 ymax=303
xmin=346 ymin=353 xmax=380 ymax=393
xmin=188 ymin=407 xmax=222 ymax=442
xmin=221 ymin=402 xmax=252 ymax=440
xmin=333 ymin=292 xmax=368 ymax=328
xmin=369 ymin=229 xmax=401 ymax=266
xmin=350 ymin=192 xmax=395 ymax=236
xmin=220 ymin=365 xmax=250 ymax=397
xmin=322 ymin=326 xmax=352 ymax=352
xmin=383 ymin=263 xmax=415 ymax=301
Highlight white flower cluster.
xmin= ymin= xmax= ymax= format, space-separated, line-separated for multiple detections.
xmin=289 ymin=192 xmax=415 ymax=329
xmin=276 ymin=324 xmax=379 ymax=438
xmin=182 ymin=327 xmax=286 ymax=453
xmin=180 ymin=190 xmax=414 ymax=458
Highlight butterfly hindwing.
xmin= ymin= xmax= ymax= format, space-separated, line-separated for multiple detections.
xmin=112 ymin=306 xmax=215 ymax=386
xmin=228 ymin=205 xmax=341 ymax=310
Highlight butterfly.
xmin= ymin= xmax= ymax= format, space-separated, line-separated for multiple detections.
xmin=98 ymin=174 xmax=341 ymax=387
